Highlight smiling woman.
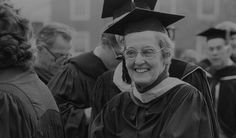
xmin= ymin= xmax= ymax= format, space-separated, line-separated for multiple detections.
xmin=124 ymin=31 xmax=174 ymax=91
xmin=90 ymin=1 xmax=218 ymax=137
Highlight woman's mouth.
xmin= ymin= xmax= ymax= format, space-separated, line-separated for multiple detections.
xmin=135 ymin=68 xmax=149 ymax=73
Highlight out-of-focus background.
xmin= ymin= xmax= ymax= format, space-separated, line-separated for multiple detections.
xmin=11 ymin=0 xmax=236 ymax=59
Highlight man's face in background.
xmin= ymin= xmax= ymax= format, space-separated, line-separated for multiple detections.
xmin=35 ymin=31 xmax=72 ymax=70
xmin=206 ymin=38 xmax=230 ymax=68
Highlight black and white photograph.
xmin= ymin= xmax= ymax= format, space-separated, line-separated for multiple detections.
xmin=1 ymin=0 xmax=236 ymax=137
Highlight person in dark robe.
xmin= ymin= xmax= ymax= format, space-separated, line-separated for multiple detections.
xmin=91 ymin=58 xmax=219 ymax=131
xmin=90 ymin=1 xmax=218 ymax=137
xmin=47 ymin=32 xmax=123 ymax=138
xmin=215 ymin=21 xmax=236 ymax=63
xmin=91 ymin=1 xmax=219 ymax=137
xmin=34 ymin=22 xmax=73 ymax=84
xmin=0 ymin=2 xmax=65 ymax=138
xmin=198 ymin=28 xmax=236 ymax=138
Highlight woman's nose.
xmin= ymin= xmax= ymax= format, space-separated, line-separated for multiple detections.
xmin=134 ymin=52 xmax=145 ymax=64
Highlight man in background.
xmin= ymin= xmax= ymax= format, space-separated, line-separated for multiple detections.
xmin=198 ymin=27 xmax=236 ymax=138
xmin=34 ymin=22 xmax=73 ymax=84
xmin=216 ymin=21 xmax=236 ymax=63
xmin=48 ymin=32 xmax=123 ymax=138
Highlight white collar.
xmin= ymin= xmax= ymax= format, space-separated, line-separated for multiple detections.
xmin=113 ymin=62 xmax=132 ymax=92
xmin=133 ymin=77 xmax=186 ymax=103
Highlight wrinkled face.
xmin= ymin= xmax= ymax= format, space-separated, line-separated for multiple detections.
xmin=36 ymin=33 xmax=72 ymax=68
xmin=124 ymin=31 xmax=166 ymax=88
xmin=206 ymin=38 xmax=230 ymax=68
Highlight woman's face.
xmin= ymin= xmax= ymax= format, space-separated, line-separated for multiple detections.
xmin=124 ymin=31 xmax=166 ymax=88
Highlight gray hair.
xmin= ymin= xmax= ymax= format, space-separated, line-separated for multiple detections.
xmin=101 ymin=33 xmax=119 ymax=48
xmin=155 ymin=32 xmax=175 ymax=61
xmin=36 ymin=22 xmax=73 ymax=48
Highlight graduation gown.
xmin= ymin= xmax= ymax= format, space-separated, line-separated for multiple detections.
xmin=90 ymin=83 xmax=215 ymax=138
xmin=91 ymin=70 xmax=120 ymax=120
xmin=91 ymin=59 xmax=219 ymax=137
xmin=206 ymin=65 xmax=236 ymax=138
xmin=0 ymin=69 xmax=65 ymax=138
xmin=34 ymin=66 xmax=54 ymax=84
xmin=48 ymin=51 xmax=108 ymax=138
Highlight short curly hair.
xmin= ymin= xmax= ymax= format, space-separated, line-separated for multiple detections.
xmin=0 ymin=3 xmax=33 ymax=69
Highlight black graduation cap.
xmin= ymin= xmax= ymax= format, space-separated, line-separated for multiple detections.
xmin=102 ymin=0 xmax=158 ymax=19
xmin=198 ymin=28 xmax=228 ymax=41
xmin=103 ymin=8 xmax=184 ymax=35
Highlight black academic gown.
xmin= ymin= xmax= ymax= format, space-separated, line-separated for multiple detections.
xmin=91 ymin=84 xmax=215 ymax=138
xmin=91 ymin=59 xmax=219 ymax=138
xmin=206 ymin=65 xmax=236 ymax=138
xmin=91 ymin=70 xmax=120 ymax=120
xmin=48 ymin=51 xmax=108 ymax=138
xmin=0 ymin=69 xmax=65 ymax=138
xmin=34 ymin=66 xmax=54 ymax=84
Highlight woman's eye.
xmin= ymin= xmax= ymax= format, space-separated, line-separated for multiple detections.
xmin=142 ymin=49 xmax=155 ymax=54
xmin=126 ymin=50 xmax=136 ymax=55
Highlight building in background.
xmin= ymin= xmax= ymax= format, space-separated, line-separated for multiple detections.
xmin=10 ymin=0 xmax=236 ymax=58
xmin=157 ymin=0 xmax=236 ymax=58
xmin=50 ymin=0 xmax=111 ymax=55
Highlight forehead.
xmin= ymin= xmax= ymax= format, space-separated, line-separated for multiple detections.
xmin=125 ymin=31 xmax=162 ymax=48
xmin=207 ymin=38 xmax=225 ymax=47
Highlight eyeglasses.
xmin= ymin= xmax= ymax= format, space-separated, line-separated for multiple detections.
xmin=124 ymin=47 xmax=164 ymax=59
xmin=37 ymin=44 xmax=69 ymax=61
xmin=38 ymin=31 xmax=71 ymax=43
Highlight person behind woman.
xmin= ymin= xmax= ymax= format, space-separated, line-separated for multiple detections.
xmin=0 ymin=2 xmax=65 ymax=138
xmin=34 ymin=22 xmax=73 ymax=84
xmin=90 ymin=5 xmax=217 ymax=138
xmin=198 ymin=27 xmax=236 ymax=138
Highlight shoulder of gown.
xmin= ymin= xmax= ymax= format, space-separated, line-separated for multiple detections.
xmin=90 ymin=84 xmax=217 ymax=138
xmin=48 ymin=62 xmax=92 ymax=108
xmin=0 ymin=90 xmax=36 ymax=138
xmin=0 ymin=83 xmax=66 ymax=138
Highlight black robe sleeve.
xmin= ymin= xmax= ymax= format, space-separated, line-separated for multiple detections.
xmin=181 ymin=65 xmax=219 ymax=138
xmin=47 ymin=64 xmax=89 ymax=138
xmin=91 ymin=71 xmax=120 ymax=121
xmin=160 ymin=86 xmax=215 ymax=138
xmin=48 ymin=63 xmax=91 ymax=108
xmin=90 ymin=102 xmax=117 ymax=138
xmin=0 ymin=91 xmax=36 ymax=138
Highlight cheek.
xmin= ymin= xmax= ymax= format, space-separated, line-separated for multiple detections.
xmin=125 ymin=59 xmax=134 ymax=73
xmin=151 ymin=60 xmax=164 ymax=73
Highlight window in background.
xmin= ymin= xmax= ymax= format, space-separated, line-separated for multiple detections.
xmin=197 ymin=0 xmax=219 ymax=20
xmin=71 ymin=31 xmax=90 ymax=55
xmin=69 ymin=0 xmax=90 ymax=21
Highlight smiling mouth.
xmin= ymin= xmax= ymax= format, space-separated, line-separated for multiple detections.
xmin=135 ymin=68 xmax=149 ymax=73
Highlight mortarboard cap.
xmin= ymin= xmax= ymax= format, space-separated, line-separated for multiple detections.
xmin=102 ymin=0 xmax=158 ymax=19
xmin=103 ymin=8 xmax=184 ymax=35
xmin=198 ymin=28 xmax=227 ymax=41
